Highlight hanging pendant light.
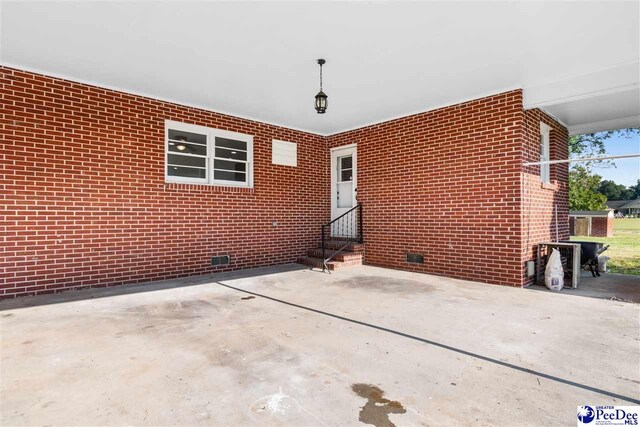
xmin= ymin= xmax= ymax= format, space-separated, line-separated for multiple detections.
xmin=314 ymin=59 xmax=328 ymax=114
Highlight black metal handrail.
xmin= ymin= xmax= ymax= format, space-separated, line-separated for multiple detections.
xmin=321 ymin=203 xmax=363 ymax=272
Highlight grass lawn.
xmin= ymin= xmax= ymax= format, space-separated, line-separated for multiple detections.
xmin=571 ymin=218 xmax=640 ymax=275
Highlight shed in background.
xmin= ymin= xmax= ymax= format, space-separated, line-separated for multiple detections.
xmin=569 ymin=211 xmax=614 ymax=237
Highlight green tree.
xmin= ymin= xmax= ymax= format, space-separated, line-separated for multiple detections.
xmin=569 ymin=128 xmax=639 ymax=169
xmin=569 ymin=166 xmax=607 ymax=210
xmin=598 ymin=180 xmax=633 ymax=200
xmin=568 ymin=128 xmax=639 ymax=209
xmin=629 ymin=179 xmax=640 ymax=199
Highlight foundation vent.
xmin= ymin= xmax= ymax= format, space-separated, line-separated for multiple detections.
xmin=406 ymin=252 xmax=424 ymax=264
xmin=211 ymin=255 xmax=230 ymax=266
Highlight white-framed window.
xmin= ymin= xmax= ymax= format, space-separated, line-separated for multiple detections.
xmin=540 ymin=122 xmax=551 ymax=183
xmin=165 ymin=120 xmax=253 ymax=187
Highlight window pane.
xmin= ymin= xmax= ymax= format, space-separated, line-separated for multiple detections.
xmin=340 ymin=156 xmax=352 ymax=170
xmin=168 ymin=154 xmax=206 ymax=168
xmin=215 ymin=147 xmax=247 ymax=161
xmin=214 ymin=159 xmax=246 ymax=172
xmin=216 ymin=137 xmax=247 ymax=151
xmin=168 ymin=129 xmax=206 ymax=145
xmin=341 ymin=169 xmax=353 ymax=182
xmin=214 ymin=170 xmax=246 ymax=182
xmin=169 ymin=141 xmax=207 ymax=156
xmin=540 ymin=132 xmax=550 ymax=183
xmin=168 ymin=165 xmax=206 ymax=179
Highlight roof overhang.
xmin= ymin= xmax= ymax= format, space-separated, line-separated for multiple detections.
xmin=569 ymin=211 xmax=613 ymax=217
xmin=523 ymin=61 xmax=640 ymax=135
xmin=1 ymin=1 xmax=639 ymax=135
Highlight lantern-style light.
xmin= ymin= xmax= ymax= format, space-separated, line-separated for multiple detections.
xmin=314 ymin=59 xmax=328 ymax=114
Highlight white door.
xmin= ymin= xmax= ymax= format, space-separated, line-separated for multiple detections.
xmin=330 ymin=145 xmax=357 ymax=237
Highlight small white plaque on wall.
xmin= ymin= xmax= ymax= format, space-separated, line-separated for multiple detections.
xmin=272 ymin=140 xmax=297 ymax=167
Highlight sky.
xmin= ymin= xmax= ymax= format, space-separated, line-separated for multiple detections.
xmin=590 ymin=133 xmax=640 ymax=187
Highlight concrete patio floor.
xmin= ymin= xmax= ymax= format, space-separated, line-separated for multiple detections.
xmin=529 ymin=271 xmax=640 ymax=303
xmin=1 ymin=264 xmax=638 ymax=426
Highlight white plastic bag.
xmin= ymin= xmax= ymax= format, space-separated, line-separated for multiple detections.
xmin=544 ymin=249 xmax=564 ymax=291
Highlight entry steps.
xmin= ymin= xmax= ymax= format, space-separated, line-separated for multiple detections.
xmin=297 ymin=240 xmax=363 ymax=271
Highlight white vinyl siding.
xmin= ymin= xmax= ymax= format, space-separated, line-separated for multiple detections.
xmin=165 ymin=120 xmax=253 ymax=187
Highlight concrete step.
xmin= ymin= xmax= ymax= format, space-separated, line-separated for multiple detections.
xmin=306 ymin=248 xmax=363 ymax=262
xmin=297 ymin=254 xmax=364 ymax=271
xmin=321 ymin=240 xmax=364 ymax=252
xmin=296 ymin=256 xmax=341 ymax=271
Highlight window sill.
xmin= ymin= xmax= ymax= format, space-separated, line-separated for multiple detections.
xmin=164 ymin=182 xmax=254 ymax=193
xmin=540 ymin=181 xmax=558 ymax=191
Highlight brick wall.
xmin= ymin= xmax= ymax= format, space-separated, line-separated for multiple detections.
xmin=327 ymin=93 xmax=568 ymax=287
xmin=521 ymin=109 xmax=570 ymax=285
xmin=327 ymin=91 xmax=528 ymax=286
xmin=591 ymin=217 xmax=613 ymax=237
xmin=1 ymin=66 xmax=328 ymax=298
xmin=1 ymin=66 xmax=569 ymax=297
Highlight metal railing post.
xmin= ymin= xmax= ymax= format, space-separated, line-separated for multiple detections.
xmin=321 ymin=224 xmax=326 ymax=273
xmin=319 ymin=204 xmax=363 ymax=272
xmin=358 ymin=203 xmax=363 ymax=243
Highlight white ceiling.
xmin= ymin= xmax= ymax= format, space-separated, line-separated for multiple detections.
xmin=1 ymin=1 xmax=639 ymax=135
xmin=543 ymin=89 xmax=640 ymax=136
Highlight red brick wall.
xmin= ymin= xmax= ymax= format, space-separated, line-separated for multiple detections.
xmin=327 ymin=93 xmax=569 ymax=287
xmin=327 ymin=91 xmax=527 ymax=286
xmin=591 ymin=217 xmax=613 ymax=237
xmin=1 ymin=67 xmax=569 ymax=297
xmin=521 ymin=109 xmax=570 ymax=286
xmin=1 ymin=66 xmax=328 ymax=298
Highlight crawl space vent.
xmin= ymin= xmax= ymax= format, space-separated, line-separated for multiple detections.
xmin=406 ymin=253 xmax=424 ymax=264
xmin=211 ymin=255 xmax=230 ymax=266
